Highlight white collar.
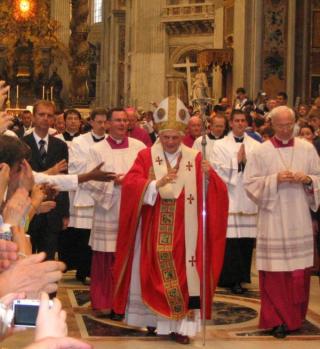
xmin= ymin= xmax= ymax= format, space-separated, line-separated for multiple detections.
xmin=109 ymin=135 xmax=124 ymax=144
xmin=33 ymin=130 xmax=49 ymax=145
xmin=91 ymin=131 xmax=105 ymax=139
xmin=164 ymin=147 xmax=181 ymax=163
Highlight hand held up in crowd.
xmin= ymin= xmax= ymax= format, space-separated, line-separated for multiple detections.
xmin=35 ymin=293 xmax=67 ymax=341
xmin=0 ymin=113 xmax=13 ymax=134
xmin=2 ymin=188 xmax=31 ymax=227
xmin=0 ymin=240 xmax=18 ymax=272
xmin=0 ymin=252 xmax=65 ymax=298
xmin=45 ymin=160 xmax=68 ymax=176
xmin=0 ymin=163 xmax=10 ymax=204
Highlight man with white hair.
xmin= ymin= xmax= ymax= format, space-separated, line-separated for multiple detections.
xmin=244 ymin=106 xmax=320 ymax=338
xmin=112 ymin=96 xmax=228 ymax=344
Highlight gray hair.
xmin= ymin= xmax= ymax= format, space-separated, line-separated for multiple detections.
xmin=269 ymin=106 xmax=295 ymax=122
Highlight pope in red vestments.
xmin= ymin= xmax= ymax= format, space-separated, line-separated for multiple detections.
xmin=112 ymin=96 xmax=228 ymax=341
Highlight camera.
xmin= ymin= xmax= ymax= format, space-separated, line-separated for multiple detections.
xmin=13 ymin=299 xmax=53 ymax=327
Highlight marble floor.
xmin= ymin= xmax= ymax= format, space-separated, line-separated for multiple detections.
xmin=2 ymin=269 xmax=320 ymax=349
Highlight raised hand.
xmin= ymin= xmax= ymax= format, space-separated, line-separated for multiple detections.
xmin=35 ymin=293 xmax=67 ymax=341
xmin=0 ymin=112 xmax=13 ymax=133
xmin=0 ymin=252 xmax=65 ymax=298
xmin=45 ymin=160 xmax=68 ymax=175
xmin=2 ymin=187 xmax=31 ymax=227
xmin=156 ymin=168 xmax=178 ymax=189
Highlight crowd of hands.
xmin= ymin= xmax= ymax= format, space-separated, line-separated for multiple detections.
xmin=0 ymin=81 xmax=91 ymax=348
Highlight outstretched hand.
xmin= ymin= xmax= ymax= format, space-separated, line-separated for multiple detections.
xmin=83 ymin=162 xmax=116 ymax=182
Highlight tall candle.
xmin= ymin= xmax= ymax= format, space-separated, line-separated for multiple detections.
xmin=8 ymin=86 xmax=10 ymax=102
xmin=50 ymin=86 xmax=53 ymax=101
xmin=42 ymin=85 xmax=45 ymax=99
xmin=16 ymin=85 xmax=19 ymax=100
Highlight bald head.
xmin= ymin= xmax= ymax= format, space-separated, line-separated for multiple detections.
xmin=187 ymin=116 xmax=202 ymax=138
xmin=269 ymin=106 xmax=295 ymax=123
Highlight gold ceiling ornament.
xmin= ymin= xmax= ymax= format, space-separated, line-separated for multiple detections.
xmin=0 ymin=0 xmax=69 ymax=80
xmin=13 ymin=0 xmax=37 ymax=22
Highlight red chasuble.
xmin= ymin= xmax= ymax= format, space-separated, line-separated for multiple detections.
xmin=112 ymin=147 xmax=228 ymax=319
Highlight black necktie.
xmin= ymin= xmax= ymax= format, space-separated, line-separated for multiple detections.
xmin=39 ymin=139 xmax=47 ymax=165
xmin=234 ymin=136 xmax=244 ymax=143
xmin=92 ymin=135 xmax=104 ymax=143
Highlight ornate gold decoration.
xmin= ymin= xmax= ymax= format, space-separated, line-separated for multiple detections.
xmin=157 ymin=199 xmax=186 ymax=319
xmin=0 ymin=0 xmax=68 ymax=81
xmin=13 ymin=0 xmax=36 ymax=22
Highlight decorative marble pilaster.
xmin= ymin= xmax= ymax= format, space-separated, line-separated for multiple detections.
xmin=232 ymin=0 xmax=246 ymax=91
xmin=261 ymin=0 xmax=288 ymax=98
xmin=127 ymin=0 xmax=165 ymax=109
xmin=286 ymin=1 xmax=296 ymax=105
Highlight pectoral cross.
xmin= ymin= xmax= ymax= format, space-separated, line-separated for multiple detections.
xmin=188 ymin=256 xmax=197 ymax=267
xmin=155 ymin=156 xmax=163 ymax=165
xmin=186 ymin=161 xmax=193 ymax=171
xmin=187 ymin=194 xmax=194 ymax=204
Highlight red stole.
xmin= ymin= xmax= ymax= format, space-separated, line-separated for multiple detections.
xmin=112 ymin=148 xmax=228 ymax=319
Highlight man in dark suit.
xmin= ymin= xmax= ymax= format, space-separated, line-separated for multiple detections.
xmin=23 ymin=100 xmax=69 ymax=260
xmin=15 ymin=110 xmax=33 ymax=138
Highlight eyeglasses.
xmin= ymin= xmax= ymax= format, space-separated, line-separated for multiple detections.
xmin=273 ymin=123 xmax=294 ymax=130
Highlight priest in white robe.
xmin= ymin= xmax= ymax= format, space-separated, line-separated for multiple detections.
xmin=211 ymin=110 xmax=260 ymax=294
xmin=244 ymin=106 xmax=320 ymax=338
xmin=192 ymin=113 xmax=227 ymax=154
xmin=83 ymin=108 xmax=145 ymax=312
xmin=68 ymin=108 xmax=108 ymax=284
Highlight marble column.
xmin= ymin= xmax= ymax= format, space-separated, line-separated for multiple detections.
xmin=248 ymin=0 xmax=263 ymax=98
xmin=232 ymin=0 xmax=247 ymax=92
xmin=213 ymin=5 xmax=224 ymax=100
xmin=126 ymin=0 xmax=166 ymax=109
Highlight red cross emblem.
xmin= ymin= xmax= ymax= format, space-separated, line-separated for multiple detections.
xmin=155 ymin=156 xmax=163 ymax=165
xmin=188 ymin=256 xmax=197 ymax=267
xmin=186 ymin=161 xmax=193 ymax=171
xmin=187 ymin=194 xmax=194 ymax=204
